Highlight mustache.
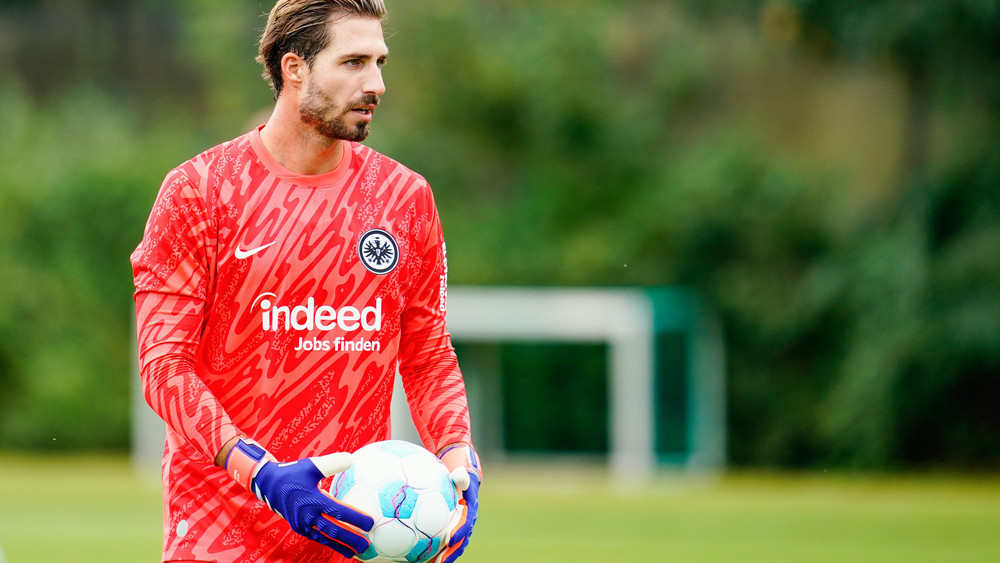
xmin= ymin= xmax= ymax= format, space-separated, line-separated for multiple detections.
xmin=349 ymin=94 xmax=381 ymax=108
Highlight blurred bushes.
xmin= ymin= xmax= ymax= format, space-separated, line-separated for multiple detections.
xmin=0 ymin=0 xmax=998 ymax=469
xmin=0 ymin=80 xmax=195 ymax=448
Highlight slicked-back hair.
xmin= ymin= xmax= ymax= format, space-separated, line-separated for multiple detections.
xmin=258 ymin=0 xmax=387 ymax=98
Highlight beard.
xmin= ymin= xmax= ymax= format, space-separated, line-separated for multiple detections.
xmin=299 ymin=83 xmax=379 ymax=143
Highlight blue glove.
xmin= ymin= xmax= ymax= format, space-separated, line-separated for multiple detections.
xmin=435 ymin=444 xmax=482 ymax=563
xmin=226 ymin=438 xmax=375 ymax=558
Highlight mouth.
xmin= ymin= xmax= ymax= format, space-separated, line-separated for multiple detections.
xmin=351 ymin=105 xmax=376 ymax=118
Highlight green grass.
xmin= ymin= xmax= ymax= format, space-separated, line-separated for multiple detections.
xmin=1 ymin=455 xmax=999 ymax=562
xmin=0 ymin=455 xmax=162 ymax=561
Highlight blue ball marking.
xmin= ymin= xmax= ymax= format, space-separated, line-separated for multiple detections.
xmin=436 ymin=472 xmax=458 ymax=512
xmin=357 ymin=543 xmax=380 ymax=561
xmin=406 ymin=537 xmax=441 ymax=563
xmin=377 ymin=481 xmax=418 ymax=519
xmin=331 ymin=466 xmax=356 ymax=497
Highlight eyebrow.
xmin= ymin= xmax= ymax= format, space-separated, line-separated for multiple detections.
xmin=339 ymin=51 xmax=389 ymax=61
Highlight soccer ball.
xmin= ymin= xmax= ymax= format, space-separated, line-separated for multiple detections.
xmin=330 ymin=440 xmax=460 ymax=563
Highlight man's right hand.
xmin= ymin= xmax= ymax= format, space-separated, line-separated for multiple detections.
xmin=225 ymin=438 xmax=375 ymax=558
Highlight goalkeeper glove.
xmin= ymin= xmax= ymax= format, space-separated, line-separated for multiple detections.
xmin=225 ymin=437 xmax=375 ymax=558
xmin=435 ymin=444 xmax=482 ymax=563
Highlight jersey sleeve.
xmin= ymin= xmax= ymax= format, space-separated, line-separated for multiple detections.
xmin=397 ymin=186 xmax=473 ymax=453
xmin=131 ymin=167 xmax=242 ymax=462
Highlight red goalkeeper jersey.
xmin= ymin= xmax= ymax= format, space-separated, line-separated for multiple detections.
xmin=131 ymin=126 xmax=471 ymax=562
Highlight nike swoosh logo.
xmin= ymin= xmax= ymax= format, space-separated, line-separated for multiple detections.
xmin=235 ymin=242 xmax=276 ymax=260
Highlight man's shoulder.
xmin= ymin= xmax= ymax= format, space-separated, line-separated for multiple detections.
xmin=350 ymin=142 xmax=428 ymax=187
xmin=169 ymin=130 xmax=256 ymax=183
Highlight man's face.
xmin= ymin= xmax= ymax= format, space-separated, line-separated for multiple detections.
xmin=298 ymin=16 xmax=388 ymax=142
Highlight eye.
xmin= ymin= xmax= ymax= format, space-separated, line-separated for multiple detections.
xmin=376 ymin=57 xmax=387 ymax=68
xmin=345 ymin=59 xmax=362 ymax=68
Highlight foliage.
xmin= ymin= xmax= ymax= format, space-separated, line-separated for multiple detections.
xmin=0 ymin=0 xmax=998 ymax=470
xmin=0 ymin=80 xmax=195 ymax=448
xmin=776 ymin=0 xmax=1000 ymax=468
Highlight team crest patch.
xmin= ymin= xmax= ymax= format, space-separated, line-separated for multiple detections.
xmin=358 ymin=228 xmax=399 ymax=275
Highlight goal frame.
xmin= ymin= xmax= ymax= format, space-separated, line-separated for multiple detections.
xmin=392 ymin=286 xmax=726 ymax=486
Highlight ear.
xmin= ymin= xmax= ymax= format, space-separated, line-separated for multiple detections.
xmin=281 ymin=52 xmax=308 ymax=90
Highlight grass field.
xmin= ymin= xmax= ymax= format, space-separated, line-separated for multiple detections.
xmin=1 ymin=455 xmax=1000 ymax=562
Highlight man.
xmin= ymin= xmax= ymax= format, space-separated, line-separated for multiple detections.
xmin=130 ymin=1 xmax=481 ymax=561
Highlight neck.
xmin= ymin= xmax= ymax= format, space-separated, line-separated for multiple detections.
xmin=258 ymin=100 xmax=345 ymax=176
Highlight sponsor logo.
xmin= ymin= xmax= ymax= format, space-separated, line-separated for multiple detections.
xmin=235 ymin=241 xmax=276 ymax=260
xmin=293 ymin=337 xmax=382 ymax=352
xmin=358 ymin=229 xmax=399 ymax=275
xmin=253 ymin=293 xmax=382 ymax=332
xmin=439 ymin=242 xmax=448 ymax=313
xmin=252 ymin=293 xmax=382 ymax=353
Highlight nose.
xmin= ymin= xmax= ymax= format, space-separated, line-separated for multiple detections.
xmin=364 ymin=65 xmax=386 ymax=97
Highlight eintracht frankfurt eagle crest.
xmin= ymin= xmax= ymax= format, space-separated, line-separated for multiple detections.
xmin=358 ymin=228 xmax=399 ymax=275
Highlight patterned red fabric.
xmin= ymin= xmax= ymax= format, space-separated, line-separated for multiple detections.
xmin=131 ymin=126 xmax=471 ymax=562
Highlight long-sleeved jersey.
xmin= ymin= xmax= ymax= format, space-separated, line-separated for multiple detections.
xmin=131 ymin=126 xmax=471 ymax=562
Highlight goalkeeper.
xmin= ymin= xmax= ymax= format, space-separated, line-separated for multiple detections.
xmin=130 ymin=1 xmax=481 ymax=561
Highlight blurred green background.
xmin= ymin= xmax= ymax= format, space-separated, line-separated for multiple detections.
xmin=1 ymin=0 xmax=999 ymax=474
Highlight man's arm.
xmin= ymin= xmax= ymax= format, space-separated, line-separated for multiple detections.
xmin=134 ymin=289 xmax=243 ymax=463
xmin=216 ymin=436 xmax=241 ymax=466
xmin=396 ymin=186 xmax=472 ymax=452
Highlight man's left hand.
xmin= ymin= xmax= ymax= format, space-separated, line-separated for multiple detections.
xmin=435 ymin=444 xmax=482 ymax=563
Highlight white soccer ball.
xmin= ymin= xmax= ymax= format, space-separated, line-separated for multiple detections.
xmin=330 ymin=440 xmax=460 ymax=563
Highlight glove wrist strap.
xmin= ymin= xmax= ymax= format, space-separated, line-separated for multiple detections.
xmin=225 ymin=437 xmax=271 ymax=490
xmin=438 ymin=443 xmax=483 ymax=483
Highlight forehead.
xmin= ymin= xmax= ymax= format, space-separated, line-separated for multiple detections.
xmin=322 ymin=16 xmax=387 ymax=57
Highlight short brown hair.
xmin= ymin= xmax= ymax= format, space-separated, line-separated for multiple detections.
xmin=257 ymin=0 xmax=387 ymax=97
